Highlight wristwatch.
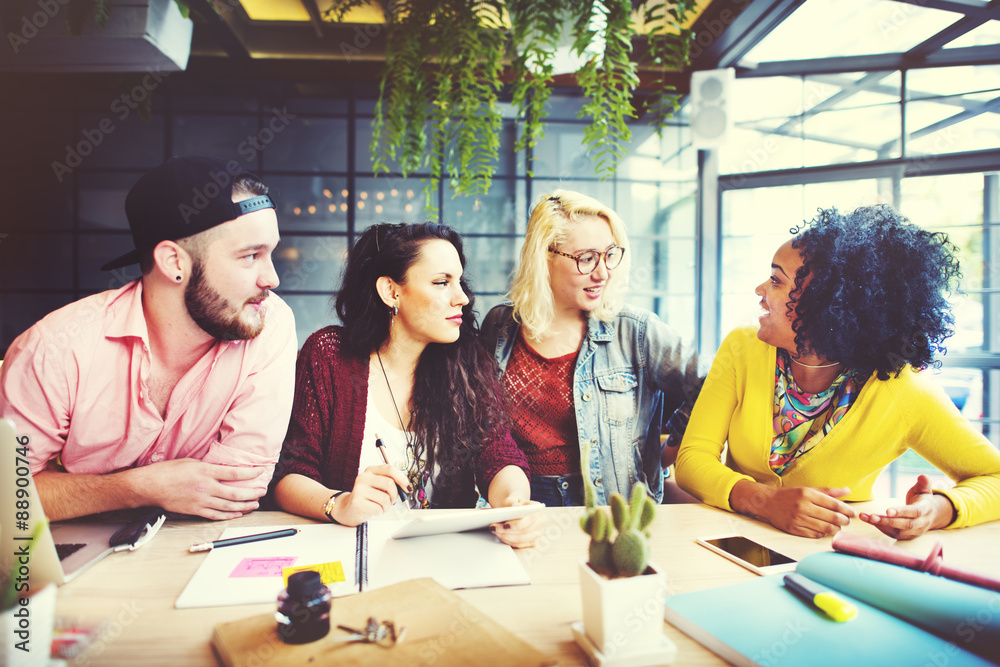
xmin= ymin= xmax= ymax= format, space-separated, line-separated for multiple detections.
xmin=322 ymin=491 xmax=348 ymax=523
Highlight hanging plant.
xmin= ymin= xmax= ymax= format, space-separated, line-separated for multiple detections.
xmin=328 ymin=0 xmax=697 ymax=206
xmin=642 ymin=0 xmax=697 ymax=131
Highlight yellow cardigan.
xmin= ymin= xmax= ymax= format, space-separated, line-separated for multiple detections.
xmin=675 ymin=327 xmax=1000 ymax=528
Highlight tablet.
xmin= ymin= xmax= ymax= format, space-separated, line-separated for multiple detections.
xmin=391 ymin=503 xmax=545 ymax=539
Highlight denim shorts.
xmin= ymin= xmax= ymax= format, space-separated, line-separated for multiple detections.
xmin=530 ymin=474 xmax=584 ymax=507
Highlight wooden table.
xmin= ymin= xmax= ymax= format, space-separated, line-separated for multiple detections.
xmin=55 ymin=502 xmax=1000 ymax=666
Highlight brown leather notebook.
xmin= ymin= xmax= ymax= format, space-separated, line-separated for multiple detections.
xmin=211 ymin=577 xmax=557 ymax=667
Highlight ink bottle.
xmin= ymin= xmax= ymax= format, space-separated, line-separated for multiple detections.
xmin=275 ymin=570 xmax=332 ymax=644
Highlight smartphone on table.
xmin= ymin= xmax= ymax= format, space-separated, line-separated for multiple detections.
xmin=696 ymin=534 xmax=797 ymax=576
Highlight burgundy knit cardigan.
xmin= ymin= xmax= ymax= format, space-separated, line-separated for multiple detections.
xmin=271 ymin=326 xmax=528 ymax=508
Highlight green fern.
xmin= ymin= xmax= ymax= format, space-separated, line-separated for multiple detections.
xmin=574 ymin=0 xmax=638 ymax=180
xmin=642 ymin=0 xmax=697 ymax=133
xmin=507 ymin=0 xmax=571 ymax=172
xmin=352 ymin=0 xmax=694 ymax=206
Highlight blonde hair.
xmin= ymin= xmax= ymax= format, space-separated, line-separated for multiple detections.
xmin=508 ymin=189 xmax=631 ymax=340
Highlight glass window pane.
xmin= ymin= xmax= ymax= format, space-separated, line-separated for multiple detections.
xmin=0 ymin=112 xmax=76 ymax=169
xmin=280 ymin=294 xmax=340 ymax=353
xmin=79 ymin=171 xmax=137 ymax=231
xmin=262 ymin=117 xmax=349 ymax=173
xmin=267 ymin=175 xmax=349 ymax=233
xmin=721 ymin=77 xmax=805 ymax=174
xmin=457 ymin=235 xmax=520 ymax=297
xmin=530 ymin=179 xmax=614 ymax=209
xmin=354 ymin=178 xmax=437 ymax=224
xmin=76 ymin=112 xmax=165 ymax=169
xmin=79 ymin=233 xmax=140 ymax=291
xmin=631 ymin=238 xmax=693 ymax=294
xmin=615 ymin=181 xmax=696 ymax=238
xmin=273 ymin=236 xmax=348 ymax=293
xmin=0 ymin=233 xmax=73 ymax=290
xmin=944 ymin=22 xmax=1000 ymax=49
xmin=1 ymin=293 xmax=76 ymax=357
xmin=0 ymin=169 xmax=73 ymax=232
xmin=744 ymin=0 xmax=957 ymax=61
xmin=906 ymin=66 xmax=1000 ymax=155
xmin=530 ymin=122 xmax=595 ymax=178
xmin=442 ymin=179 xmax=517 ymax=234
xmin=899 ymin=172 xmax=986 ymax=354
xmin=172 ymin=115 xmax=260 ymax=165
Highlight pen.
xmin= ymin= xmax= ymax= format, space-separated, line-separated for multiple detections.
xmin=189 ymin=528 xmax=299 ymax=553
xmin=783 ymin=572 xmax=858 ymax=622
xmin=375 ymin=433 xmax=409 ymax=506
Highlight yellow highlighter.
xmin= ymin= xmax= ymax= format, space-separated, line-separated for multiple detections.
xmin=783 ymin=572 xmax=859 ymax=622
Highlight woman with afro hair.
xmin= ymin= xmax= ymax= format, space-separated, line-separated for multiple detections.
xmin=675 ymin=204 xmax=1000 ymax=540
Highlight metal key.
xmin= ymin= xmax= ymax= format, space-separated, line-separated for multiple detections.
xmin=332 ymin=617 xmax=406 ymax=648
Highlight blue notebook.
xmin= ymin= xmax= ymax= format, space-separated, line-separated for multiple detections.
xmin=664 ymin=552 xmax=1000 ymax=667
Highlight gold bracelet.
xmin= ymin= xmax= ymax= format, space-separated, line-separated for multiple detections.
xmin=322 ymin=491 xmax=347 ymax=523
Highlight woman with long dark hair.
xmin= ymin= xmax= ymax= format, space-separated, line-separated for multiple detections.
xmin=273 ymin=223 xmax=540 ymax=547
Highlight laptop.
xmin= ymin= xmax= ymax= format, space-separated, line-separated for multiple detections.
xmin=1 ymin=417 xmax=125 ymax=587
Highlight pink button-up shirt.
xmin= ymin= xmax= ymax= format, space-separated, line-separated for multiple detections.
xmin=0 ymin=281 xmax=296 ymax=488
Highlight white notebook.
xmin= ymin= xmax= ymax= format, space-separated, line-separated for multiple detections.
xmin=175 ymin=518 xmax=531 ymax=609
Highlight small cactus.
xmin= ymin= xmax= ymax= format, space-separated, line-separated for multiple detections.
xmin=579 ymin=448 xmax=657 ymax=578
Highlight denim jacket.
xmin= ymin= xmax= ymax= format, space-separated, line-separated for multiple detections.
xmin=481 ymin=304 xmax=705 ymax=504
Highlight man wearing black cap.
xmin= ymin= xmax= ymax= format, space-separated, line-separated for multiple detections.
xmin=0 ymin=156 xmax=297 ymax=521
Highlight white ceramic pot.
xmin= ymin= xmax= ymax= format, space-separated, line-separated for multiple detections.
xmin=1 ymin=582 xmax=56 ymax=667
xmin=579 ymin=559 xmax=668 ymax=657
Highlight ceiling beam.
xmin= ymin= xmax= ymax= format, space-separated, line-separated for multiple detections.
xmin=889 ymin=0 xmax=1000 ymax=22
xmin=688 ymin=0 xmax=806 ymax=71
xmin=735 ymin=44 xmax=1000 ymax=77
xmin=185 ymin=0 xmax=252 ymax=60
xmin=907 ymin=15 xmax=987 ymax=57
xmin=299 ymin=0 xmax=326 ymax=39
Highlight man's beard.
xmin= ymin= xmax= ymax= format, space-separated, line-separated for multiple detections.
xmin=185 ymin=261 xmax=266 ymax=341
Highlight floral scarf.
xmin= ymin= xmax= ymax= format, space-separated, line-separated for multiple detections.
xmin=770 ymin=350 xmax=864 ymax=475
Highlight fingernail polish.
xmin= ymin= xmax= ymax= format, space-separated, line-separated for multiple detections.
xmin=503 ymin=523 xmax=511 ymax=530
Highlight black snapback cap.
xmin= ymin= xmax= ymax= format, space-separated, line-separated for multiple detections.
xmin=101 ymin=155 xmax=275 ymax=271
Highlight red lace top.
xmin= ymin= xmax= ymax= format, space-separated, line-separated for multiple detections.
xmin=502 ymin=334 xmax=580 ymax=476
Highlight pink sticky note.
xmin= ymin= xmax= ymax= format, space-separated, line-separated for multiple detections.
xmin=230 ymin=557 xmax=298 ymax=578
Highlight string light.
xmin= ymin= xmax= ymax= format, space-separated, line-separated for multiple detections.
xmin=293 ymin=206 xmax=301 ymax=215
xmin=322 ymin=189 xmax=332 ymax=199
xmin=307 ymin=205 xmax=316 ymax=215
xmin=375 ymin=204 xmax=383 ymax=213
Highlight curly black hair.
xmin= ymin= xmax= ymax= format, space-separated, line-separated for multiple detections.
xmin=787 ymin=204 xmax=962 ymax=381
xmin=334 ymin=222 xmax=509 ymax=507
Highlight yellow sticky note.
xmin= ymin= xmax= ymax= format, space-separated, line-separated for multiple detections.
xmin=282 ymin=561 xmax=346 ymax=587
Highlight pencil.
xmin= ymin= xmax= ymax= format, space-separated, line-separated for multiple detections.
xmin=375 ymin=432 xmax=410 ymax=505
xmin=188 ymin=528 xmax=299 ymax=553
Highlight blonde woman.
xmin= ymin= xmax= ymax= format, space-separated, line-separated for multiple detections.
xmin=481 ymin=191 xmax=704 ymax=506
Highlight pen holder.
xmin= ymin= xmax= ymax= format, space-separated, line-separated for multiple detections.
xmin=275 ymin=571 xmax=331 ymax=645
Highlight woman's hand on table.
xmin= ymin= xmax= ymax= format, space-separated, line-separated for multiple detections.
xmin=490 ymin=498 xmax=546 ymax=549
xmin=730 ymin=480 xmax=856 ymax=538
xmin=859 ymin=474 xmax=955 ymax=540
